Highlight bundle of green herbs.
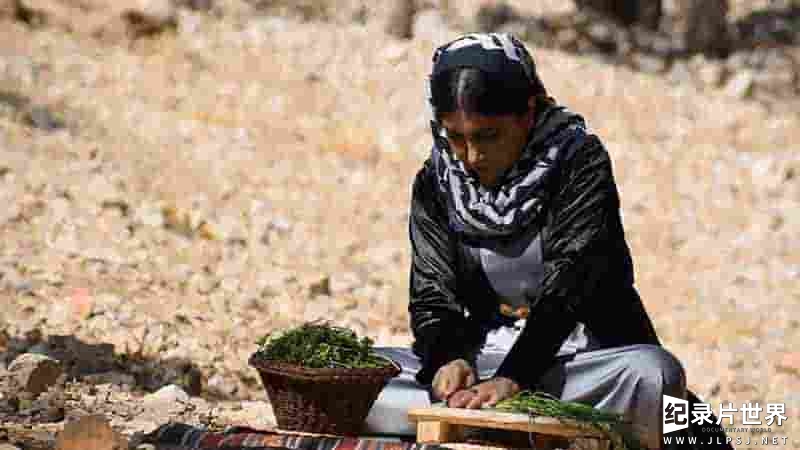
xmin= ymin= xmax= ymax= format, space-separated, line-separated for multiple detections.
xmin=493 ymin=391 xmax=645 ymax=450
xmin=253 ymin=321 xmax=391 ymax=369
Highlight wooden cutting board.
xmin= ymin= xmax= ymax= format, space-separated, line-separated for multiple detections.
xmin=408 ymin=406 xmax=609 ymax=449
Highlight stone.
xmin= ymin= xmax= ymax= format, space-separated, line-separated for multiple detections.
xmin=777 ymin=352 xmax=800 ymax=375
xmin=379 ymin=42 xmax=408 ymax=64
xmin=177 ymin=0 xmax=212 ymax=11
xmin=23 ymin=105 xmax=64 ymax=131
xmin=7 ymin=353 xmax=63 ymax=396
xmin=268 ymin=216 xmax=291 ymax=233
xmin=724 ymin=70 xmax=755 ymax=99
xmin=383 ymin=0 xmax=414 ymax=39
xmin=330 ymin=271 xmax=362 ymax=295
xmin=133 ymin=202 xmax=164 ymax=228
xmin=67 ymin=287 xmax=94 ymax=320
xmin=0 ymin=0 xmax=18 ymax=20
xmin=196 ymin=220 xmax=220 ymax=241
xmin=412 ymin=8 xmax=450 ymax=44
xmin=17 ymin=0 xmax=97 ymax=31
xmin=180 ymin=367 xmax=203 ymax=396
xmin=586 ymin=21 xmax=614 ymax=43
xmin=635 ymin=31 xmax=674 ymax=58
xmin=575 ymin=0 xmax=661 ymax=29
xmin=56 ymin=415 xmax=125 ymax=450
xmin=675 ymin=0 xmax=730 ymax=56
xmin=754 ymin=67 xmax=795 ymax=96
xmin=496 ymin=20 xmax=528 ymax=41
xmin=45 ymin=335 xmax=116 ymax=376
xmin=726 ymin=50 xmax=753 ymax=70
xmin=120 ymin=0 xmax=176 ymax=36
xmin=223 ymin=400 xmax=277 ymax=429
xmin=197 ymin=215 xmax=247 ymax=243
xmin=143 ymin=384 xmax=189 ymax=408
xmin=0 ymin=265 xmax=25 ymax=292
xmin=729 ymin=380 xmax=757 ymax=393
xmin=206 ymin=374 xmax=235 ymax=398
xmin=82 ymin=371 xmax=136 ymax=388
xmin=667 ymin=60 xmax=693 ymax=85
xmin=696 ymin=60 xmax=727 ymax=88
xmin=162 ymin=204 xmax=197 ymax=237
xmin=474 ymin=0 xmax=517 ymax=32
xmin=366 ymin=243 xmax=402 ymax=266
xmin=0 ymin=330 xmax=8 ymax=352
xmin=308 ymin=275 xmax=331 ymax=297
xmin=632 ymin=53 xmax=667 ymax=74
xmin=334 ymin=296 xmax=359 ymax=311
xmin=126 ymin=420 xmax=159 ymax=436
xmin=18 ymin=0 xmax=175 ymax=40
xmin=556 ymin=28 xmax=580 ymax=51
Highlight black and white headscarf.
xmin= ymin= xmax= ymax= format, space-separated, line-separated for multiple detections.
xmin=426 ymin=33 xmax=590 ymax=243
xmin=431 ymin=104 xmax=589 ymax=243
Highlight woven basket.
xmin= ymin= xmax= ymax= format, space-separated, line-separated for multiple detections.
xmin=248 ymin=352 xmax=401 ymax=436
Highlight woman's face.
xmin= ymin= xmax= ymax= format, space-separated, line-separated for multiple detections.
xmin=439 ymin=100 xmax=536 ymax=188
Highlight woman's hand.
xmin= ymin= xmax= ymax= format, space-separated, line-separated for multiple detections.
xmin=432 ymin=359 xmax=477 ymax=401
xmin=446 ymin=377 xmax=521 ymax=409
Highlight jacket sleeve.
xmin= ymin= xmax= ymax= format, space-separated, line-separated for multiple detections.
xmin=408 ymin=163 xmax=484 ymax=386
xmin=494 ymin=135 xmax=619 ymax=388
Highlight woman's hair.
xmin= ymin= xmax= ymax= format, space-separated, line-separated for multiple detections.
xmin=429 ymin=67 xmax=551 ymax=120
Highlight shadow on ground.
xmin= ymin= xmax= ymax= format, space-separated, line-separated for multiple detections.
xmin=0 ymin=330 xmax=258 ymax=402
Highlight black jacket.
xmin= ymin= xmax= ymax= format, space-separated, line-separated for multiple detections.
xmin=407 ymin=134 xmax=661 ymax=388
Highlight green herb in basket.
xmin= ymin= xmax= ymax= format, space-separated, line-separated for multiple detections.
xmin=254 ymin=321 xmax=391 ymax=369
xmin=493 ymin=391 xmax=646 ymax=450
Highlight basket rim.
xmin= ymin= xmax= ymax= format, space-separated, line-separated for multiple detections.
xmin=249 ymin=353 xmax=401 ymax=380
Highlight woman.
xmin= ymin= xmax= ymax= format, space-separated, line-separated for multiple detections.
xmin=365 ymin=33 xmax=731 ymax=450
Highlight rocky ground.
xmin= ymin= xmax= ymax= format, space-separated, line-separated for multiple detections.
xmin=0 ymin=1 xmax=799 ymax=449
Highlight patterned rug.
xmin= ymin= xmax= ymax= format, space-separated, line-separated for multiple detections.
xmin=143 ymin=423 xmax=451 ymax=450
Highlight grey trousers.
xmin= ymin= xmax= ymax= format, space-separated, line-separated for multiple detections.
xmin=364 ymin=331 xmax=686 ymax=450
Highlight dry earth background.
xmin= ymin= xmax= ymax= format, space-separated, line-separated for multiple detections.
xmin=0 ymin=0 xmax=799 ymax=448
